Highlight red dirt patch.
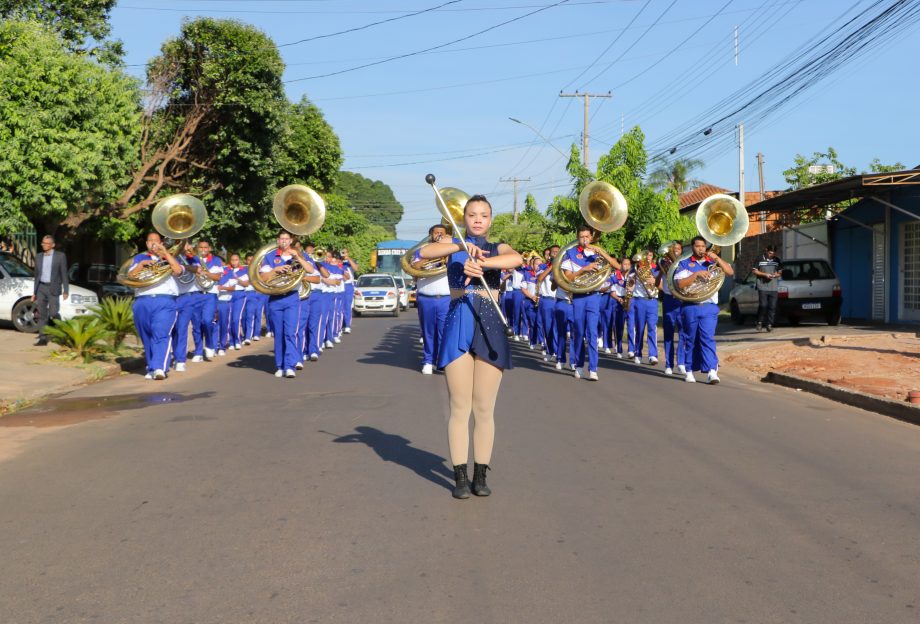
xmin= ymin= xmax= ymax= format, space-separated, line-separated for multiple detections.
xmin=723 ymin=333 xmax=920 ymax=402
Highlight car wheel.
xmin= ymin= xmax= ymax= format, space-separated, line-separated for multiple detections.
xmin=353 ymin=311 xmax=361 ymax=318
xmin=729 ymin=300 xmax=745 ymax=325
xmin=826 ymin=308 xmax=841 ymax=326
xmin=12 ymin=298 xmax=40 ymax=333
xmin=391 ymin=307 xmax=400 ymax=318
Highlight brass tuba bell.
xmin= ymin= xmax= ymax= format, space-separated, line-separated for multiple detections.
xmin=666 ymin=193 xmax=748 ymax=303
xmin=117 ymin=194 xmax=207 ymax=289
xmin=436 ymin=187 xmax=469 ymax=235
xmin=249 ymin=185 xmax=326 ymax=296
xmin=551 ymin=181 xmax=628 ymax=294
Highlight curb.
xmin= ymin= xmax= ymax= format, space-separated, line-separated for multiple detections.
xmin=765 ymin=371 xmax=920 ymax=426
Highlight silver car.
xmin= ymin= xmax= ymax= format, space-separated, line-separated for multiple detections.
xmin=729 ymin=258 xmax=843 ymax=326
xmin=352 ymin=273 xmax=400 ymax=317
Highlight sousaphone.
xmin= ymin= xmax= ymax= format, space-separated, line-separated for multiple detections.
xmin=400 ymin=187 xmax=469 ymax=279
xmin=249 ymin=185 xmax=326 ymax=295
xmin=551 ymin=181 xmax=628 ymax=294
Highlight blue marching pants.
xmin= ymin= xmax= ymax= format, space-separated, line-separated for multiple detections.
xmin=243 ymin=291 xmax=259 ymax=340
xmin=598 ymin=295 xmax=614 ymax=349
xmin=133 ymin=295 xmax=178 ymax=374
xmin=298 ymin=296 xmax=311 ymax=358
xmin=417 ymin=294 xmax=450 ymax=366
xmin=309 ymin=291 xmax=328 ymax=356
xmin=343 ymin=284 xmax=354 ymax=330
xmin=524 ymin=300 xmax=538 ymax=345
xmin=217 ymin=299 xmax=231 ymax=349
xmin=172 ymin=293 xmax=202 ymax=364
xmin=554 ymin=300 xmax=573 ymax=364
xmin=334 ymin=292 xmax=344 ymax=336
xmin=626 ymin=303 xmax=637 ymax=355
xmin=268 ymin=291 xmax=301 ymax=371
xmin=538 ymin=297 xmax=556 ymax=355
xmin=325 ymin=292 xmax=340 ymax=343
xmin=680 ymin=302 xmax=719 ymax=373
xmin=612 ymin=300 xmax=626 ymax=355
xmin=662 ymin=294 xmax=684 ymax=369
xmin=501 ymin=292 xmax=512 ymax=326
xmin=199 ymin=293 xmax=219 ymax=351
xmin=572 ymin=293 xmax=600 ymax=372
xmin=228 ymin=291 xmax=246 ymax=347
xmin=510 ymin=290 xmax=525 ymax=336
xmin=632 ymin=297 xmax=659 ymax=359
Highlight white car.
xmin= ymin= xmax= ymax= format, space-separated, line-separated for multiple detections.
xmin=352 ymin=273 xmax=400 ymax=317
xmin=393 ymin=276 xmax=411 ymax=311
xmin=0 ymin=252 xmax=99 ymax=332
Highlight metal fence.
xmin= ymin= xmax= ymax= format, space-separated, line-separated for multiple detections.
xmin=2 ymin=229 xmax=37 ymax=267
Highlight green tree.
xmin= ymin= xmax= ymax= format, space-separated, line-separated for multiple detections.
xmin=490 ymin=209 xmax=549 ymax=253
xmin=335 ymin=171 xmax=404 ymax=236
xmin=548 ymin=127 xmax=694 ymax=258
xmin=0 ymin=20 xmax=140 ymax=237
xmin=866 ymin=158 xmax=905 ymax=174
xmin=782 ymin=147 xmax=856 ymax=190
xmin=647 ymin=156 xmax=705 ymax=194
xmin=306 ymin=194 xmax=389 ymax=271
xmin=522 ymin=192 xmax=539 ymax=216
xmin=0 ymin=0 xmax=122 ymax=62
xmin=276 ymin=97 xmax=343 ymax=193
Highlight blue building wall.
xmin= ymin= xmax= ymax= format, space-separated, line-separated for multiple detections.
xmin=830 ymin=188 xmax=920 ymax=322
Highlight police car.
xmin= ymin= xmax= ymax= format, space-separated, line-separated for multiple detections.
xmin=0 ymin=252 xmax=99 ymax=332
xmin=352 ymin=273 xmax=400 ymax=317
xmin=729 ymin=258 xmax=843 ymax=326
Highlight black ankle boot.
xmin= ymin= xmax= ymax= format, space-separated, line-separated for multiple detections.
xmin=452 ymin=464 xmax=471 ymax=499
xmin=471 ymin=463 xmax=491 ymax=497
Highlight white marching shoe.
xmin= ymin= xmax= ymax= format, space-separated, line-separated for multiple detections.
xmin=324 ymin=340 xmax=334 ymax=349
xmin=664 ymin=367 xmax=673 ymax=376
xmin=217 ymin=349 xmax=226 ymax=356
xmin=633 ymin=356 xmax=641 ymax=365
xmin=253 ymin=336 xmax=260 ymax=341
xmin=295 ymin=361 xmax=304 ymax=370
xmin=684 ymin=371 xmax=697 ymax=383
xmin=555 ymin=361 xmax=563 ymax=370
xmin=627 ymin=351 xmax=635 ymax=358
xmin=678 ymin=364 xmax=687 ymax=374
xmin=191 ymin=355 xmax=203 ymax=363
xmin=310 ymin=353 xmax=319 ymax=361
xmin=597 ymin=338 xmax=603 ymax=348
xmin=175 ymin=363 xmax=186 ymax=372
xmin=275 ymin=369 xmax=283 ymax=378
xmin=604 ymin=348 xmax=611 ymax=354
xmin=615 ymin=352 xmax=623 ymax=359
xmin=204 ymin=348 xmax=215 ymax=359
xmin=144 ymin=373 xmax=153 ymax=380
xmin=285 ymin=369 xmax=296 ymax=378
xmin=587 ymin=370 xmax=598 ymax=381
xmin=649 ymin=356 xmax=658 ymax=365
xmin=707 ymin=370 xmax=721 ymax=385
xmin=573 ymin=367 xmax=583 ymax=379
xmin=153 ymin=369 xmax=166 ymax=380
xmin=421 ymin=364 xmax=434 ymax=375
xmin=333 ymin=337 xmax=341 ymax=344
xmin=344 ymin=327 xmax=351 ymax=334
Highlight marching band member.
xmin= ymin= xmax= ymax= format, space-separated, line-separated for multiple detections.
xmin=171 ymin=241 xmax=203 ymax=372
xmin=657 ymin=241 xmax=685 ymax=376
xmin=295 ymin=242 xmax=324 ymax=369
xmin=522 ymin=257 xmax=540 ymax=349
xmin=630 ymin=248 xmax=659 ymax=366
xmin=553 ymin=256 xmax=573 ymax=371
xmin=190 ymin=240 xmax=223 ymax=360
xmin=322 ymin=250 xmax=345 ymax=347
xmin=674 ymin=236 xmax=733 ymax=384
xmin=597 ymin=266 xmax=615 ymax=354
xmin=412 ymin=224 xmax=451 ymax=375
xmin=609 ymin=257 xmax=629 ymax=359
xmin=536 ymin=246 xmax=558 ymax=362
xmin=500 ymin=269 xmax=513 ymax=325
xmin=129 ymin=232 xmax=183 ymax=380
xmin=301 ymin=242 xmax=329 ymax=362
xmin=220 ymin=253 xmax=249 ymax=352
xmin=341 ymin=247 xmax=358 ymax=335
xmin=559 ymin=225 xmax=620 ymax=381
xmin=418 ymin=194 xmax=522 ymax=499
xmin=259 ymin=230 xmax=314 ymax=378
xmin=242 ymin=253 xmax=260 ymax=345
xmin=509 ymin=264 xmax=525 ymax=340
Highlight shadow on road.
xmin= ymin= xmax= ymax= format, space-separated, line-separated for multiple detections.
xmin=227 ymin=353 xmax=278 ymax=374
xmin=325 ymin=425 xmax=453 ymax=491
xmin=356 ymin=323 xmax=421 ymax=371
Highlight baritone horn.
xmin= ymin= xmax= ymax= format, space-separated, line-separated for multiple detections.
xmin=667 ymin=193 xmax=748 ymax=303
xmin=117 ymin=193 xmax=207 ymax=288
xmin=249 ymin=184 xmax=326 ymax=296
xmin=401 ymin=186 xmax=470 ymax=280
xmin=552 ymin=181 xmax=628 ymax=294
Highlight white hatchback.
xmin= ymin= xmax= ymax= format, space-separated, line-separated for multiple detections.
xmin=0 ymin=252 xmax=99 ymax=332
xmin=352 ymin=273 xmax=400 ymax=317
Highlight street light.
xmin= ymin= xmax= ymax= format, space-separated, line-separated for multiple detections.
xmin=508 ymin=117 xmax=570 ymax=161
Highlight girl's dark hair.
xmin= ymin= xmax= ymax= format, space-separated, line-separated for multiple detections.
xmin=464 ymin=195 xmax=492 ymax=211
xmin=691 ymin=235 xmax=706 ymax=246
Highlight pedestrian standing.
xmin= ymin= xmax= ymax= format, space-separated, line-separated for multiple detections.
xmin=753 ymin=245 xmax=782 ymax=332
xmin=31 ymin=235 xmax=69 ymax=346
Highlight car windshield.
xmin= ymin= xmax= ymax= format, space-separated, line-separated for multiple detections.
xmin=0 ymin=253 xmax=33 ymax=278
xmin=780 ymin=260 xmax=834 ymax=281
xmin=358 ymin=276 xmax=395 ymax=288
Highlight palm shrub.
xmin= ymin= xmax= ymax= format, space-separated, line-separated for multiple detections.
xmin=43 ymin=317 xmax=114 ymax=363
xmin=90 ymin=296 xmax=136 ymax=350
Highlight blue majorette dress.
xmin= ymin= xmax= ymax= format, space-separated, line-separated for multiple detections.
xmin=437 ymin=236 xmax=513 ymax=371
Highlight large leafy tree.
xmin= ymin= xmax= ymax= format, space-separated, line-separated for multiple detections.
xmin=335 ymin=171 xmax=404 ymax=236
xmin=276 ymin=97 xmax=343 ymax=193
xmin=0 ymin=0 xmax=122 ymax=61
xmin=782 ymin=147 xmax=856 ymax=190
xmin=647 ymin=156 xmax=705 ymax=194
xmin=0 ymin=20 xmax=140 ymax=236
xmin=306 ymin=194 xmax=389 ymax=271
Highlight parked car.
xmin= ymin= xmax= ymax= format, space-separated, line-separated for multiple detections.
xmin=0 ymin=252 xmax=99 ymax=332
xmin=729 ymin=258 xmax=842 ymax=326
xmin=393 ymin=276 xmax=410 ymax=310
xmin=69 ymin=262 xmax=133 ymax=299
xmin=408 ymin=283 xmax=417 ymax=307
xmin=352 ymin=273 xmax=400 ymax=317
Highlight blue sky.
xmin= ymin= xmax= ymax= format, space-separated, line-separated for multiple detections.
xmin=110 ymin=0 xmax=920 ymax=240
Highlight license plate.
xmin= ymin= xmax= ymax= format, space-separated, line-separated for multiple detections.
xmin=367 ymin=304 xmax=381 ymax=308
xmin=802 ymin=302 xmax=821 ymax=310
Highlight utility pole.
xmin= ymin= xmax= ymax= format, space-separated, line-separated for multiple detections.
xmin=500 ymin=176 xmax=531 ymax=224
xmin=559 ymin=90 xmax=612 ymax=168
xmin=738 ymin=123 xmax=745 ymax=209
xmin=757 ymin=151 xmax=767 ymax=234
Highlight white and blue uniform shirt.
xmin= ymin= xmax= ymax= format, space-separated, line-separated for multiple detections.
xmin=522 ymin=267 xmax=537 ymax=297
xmin=259 ymin=248 xmax=297 ymax=294
xmin=175 ymin=255 xmax=198 ymax=295
xmin=130 ymin=253 xmax=178 ymax=297
xmin=301 ymin=253 xmax=321 ymax=282
xmin=510 ymin=268 xmax=524 ymax=291
xmin=413 ymin=248 xmax=450 ymax=296
xmin=632 ymin=263 xmax=659 ymax=299
xmin=187 ymin=254 xmax=223 ymax=294
xmin=242 ymin=265 xmax=256 ymax=291
xmin=537 ymin=262 xmax=556 ymax=298
xmin=611 ymin=270 xmax=627 ymax=297
xmin=324 ymin=262 xmax=345 ymax=293
xmin=217 ymin=266 xmax=242 ymax=301
xmin=559 ymin=246 xmax=600 ymax=293
xmin=673 ymin=256 xmax=718 ymax=304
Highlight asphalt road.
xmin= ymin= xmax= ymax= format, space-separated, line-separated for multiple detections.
xmin=1 ymin=314 xmax=918 ymax=623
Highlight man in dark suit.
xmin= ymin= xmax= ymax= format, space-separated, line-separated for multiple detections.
xmin=31 ymin=235 xmax=69 ymax=345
